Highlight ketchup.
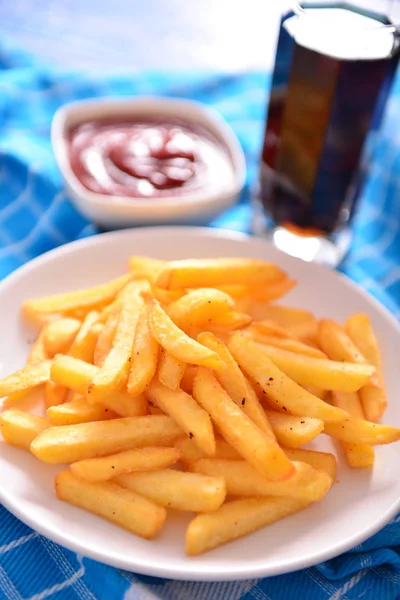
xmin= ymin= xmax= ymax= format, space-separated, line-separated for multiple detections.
xmin=68 ymin=118 xmax=233 ymax=198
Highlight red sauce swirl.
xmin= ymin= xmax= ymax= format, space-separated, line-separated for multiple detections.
xmin=68 ymin=118 xmax=233 ymax=198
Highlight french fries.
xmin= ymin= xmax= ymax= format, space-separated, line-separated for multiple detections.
xmin=69 ymin=311 xmax=100 ymax=362
xmin=56 ymin=470 xmax=166 ymax=539
xmin=155 ymin=258 xmax=284 ymax=290
xmin=127 ymin=305 xmax=159 ymax=397
xmin=157 ymin=351 xmax=186 ymax=390
xmin=346 ymin=314 xmax=387 ymax=422
xmin=265 ymin=411 xmax=324 ymax=448
xmin=148 ymin=300 xmax=223 ymax=369
xmin=31 ymin=415 xmax=183 ymax=463
xmin=0 ymin=409 xmax=49 ymax=450
xmin=115 ymin=469 xmax=226 ymax=512
xmin=331 ymin=391 xmax=375 ymax=468
xmin=51 ymin=355 xmax=96 ymax=393
xmin=88 ymin=282 xmax=145 ymax=402
xmin=43 ymin=318 xmax=81 ymax=357
xmin=191 ymin=459 xmax=333 ymax=501
xmin=247 ymin=343 xmax=375 ymax=392
xmin=71 ymin=447 xmax=180 ymax=482
xmin=146 ymin=379 xmax=215 ymax=456
xmin=128 ymin=256 xmax=165 ymax=282
xmin=94 ymin=308 xmax=119 ymax=366
xmin=229 ymin=334 xmax=346 ymax=422
xmin=283 ymin=448 xmax=337 ymax=480
xmin=193 ymin=368 xmax=295 ymax=482
xmin=249 ymin=278 xmax=296 ymax=302
xmin=197 ymin=332 xmax=273 ymax=436
xmin=248 ymin=305 xmax=314 ymax=328
xmin=47 ymin=396 xmax=117 ymax=425
xmin=44 ymin=380 xmax=67 ymax=408
xmin=186 ymin=497 xmax=310 ymax=556
xmin=167 ymin=288 xmax=235 ymax=330
xmin=2 ymin=253 xmax=399 ymax=556
xmin=318 ymin=320 xmax=379 ymax=388
xmin=244 ymin=327 xmax=326 ymax=359
xmin=324 ymin=416 xmax=400 ymax=445
xmin=23 ymin=274 xmax=131 ymax=320
xmin=175 ymin=436 xmax=240 ymax=463
xmin=0 ymin=360 xmax=52 ymax=397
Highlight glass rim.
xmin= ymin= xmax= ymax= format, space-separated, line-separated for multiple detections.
xmin=290 ymin=2 xmax=398 ymax=32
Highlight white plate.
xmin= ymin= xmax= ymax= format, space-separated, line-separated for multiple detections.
xmin=1 ymin=226 xmax=400 ymax=582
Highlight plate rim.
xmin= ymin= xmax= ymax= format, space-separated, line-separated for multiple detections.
xmin=1 ymin=226 xmax=400 ymax=581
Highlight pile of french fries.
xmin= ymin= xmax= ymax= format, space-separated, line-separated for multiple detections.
xmin=0 ymin=256 xmax=399 ymax=556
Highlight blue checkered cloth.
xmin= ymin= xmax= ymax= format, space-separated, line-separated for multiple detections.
xmin=1 ymin=37 xmax=400 ymax=600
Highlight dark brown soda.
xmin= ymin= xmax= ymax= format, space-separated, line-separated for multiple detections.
xmin=259 ymin=3 xmax=400 ymax=236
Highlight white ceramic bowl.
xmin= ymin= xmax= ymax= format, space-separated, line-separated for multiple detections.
xmin=51 ymin=97 xmax=246 ymax=229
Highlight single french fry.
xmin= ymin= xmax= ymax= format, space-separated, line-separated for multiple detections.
xmin=180 ymin=365 xmax=198 ymax=394
xmin=232 ymin=295 xmax=252 ymax=314
xmin=207 ymin=311 xmax=252 ymax=331
xmin=94 ymin=308 xmax=119 ymax=366
xmin=191 ymin=459 xmax=333 ymax=502
xmin=283 ymin=447 xmax=337 ymax=480
xmin=31 ymin=415 xmax=183 ymax=464
xmin=91 ymin=322 xmax=104 ymax=337
xmin=27 ymin=328 xmax=48 ymax=363
xmin=324 ymin=416 xmax=400 ymax=445
xmin=128 ymin=256 xmax=165 ymax=282
xmin=43 ymin=318 xmax=81 ymax=357
xmin=318 ymin=320 xmax=379 ymax=389
xmin=265 ymin=410 xmax=324 ymax=448
xmin=167 ymin=288 xmax=235 ymax=330
xmin=127 ymin=305 xmax=159 ymax=397
xmin=88 ymin=282 xmax=145 ymax=402
xmin=99 ymin=391 xmax=148 ymax=418
xmin=71 ymin=447 xmax=180 ymax=482
xmin=47 ymin=396 xmax=117 ymax=425
xmin=51 ymin=357 xmax=148 ymax=416
xmin=152 ymin=287 xmax=185 ymax=304
xmin=0 ymin=409 xmax=49 ymax=450
xmin=302 ymin=386 xmax=328 ymax=401
xmin=241 ymin=341 xmax=375 ymax=393
xmin=0 ymin=360 xmax=52 ymax=398
xmin=244 ymin=328 xmax=326 ymax=359
xmin=287 ymin=320 xmax=320 ymax=346
xmin=155 ymin=258 xmax=284 ymax=290
xmin=193 ymin=367 xmax=295 ymax=481
xmin=331 ymin=391 xmax=375 ymax=467
xmin=359 ymin=386 xmax=387 ymax=426
xmin=116 ymin=469 xmax=226 ymax=512
xmin=175 ymin=436 xmax=240 ymax=463
xmin=148 ymin=404 xmax=164 ymax=415
xmin=55 ymin=470 xmax=166 ymax=540
xmin=44 ymin=380 xmax=67 ymax=408
xmin=69 ymin=311 xmax=100 ymax=362
xmin=147 ymin=379 xmax=215 ymax=456
xmin=2 ymin=329 xmax=49 ymax=405
xmin=197 ymin=332 xmax=273 ymax=436
xmin=186 ymin=496 xmax=309 ymax=556
xmin=250 ymin=278 xmax=296 ymax=302
xmin=248 ymin=305 xmax=314 ymax=328
xmin=214 ymin=284 xmax=248 ymax=298
xmin=251 ymin=319 xmax=292 ymax=339
xmin=148 ymin=300 xmax=223 ymax=369
xmin=346 ymin=314 xmax=387 ymax=422
xmin=51 ymin=355 xmax=97 ymax=393
xmin=229 ymin=334 xmax=346 ymax=422
xmin=23 ymin=274 xmax=131 ymax=320
xmin=158 ymin=351 xmax=186 ymax=390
